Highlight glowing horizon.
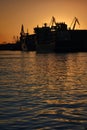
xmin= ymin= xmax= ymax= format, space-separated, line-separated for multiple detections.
xmin=0 ymin=0 xmax=87 ymax=43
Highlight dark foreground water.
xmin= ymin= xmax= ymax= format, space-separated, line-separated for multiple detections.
xmin=0 ymin=51 xmax=87 ymax=130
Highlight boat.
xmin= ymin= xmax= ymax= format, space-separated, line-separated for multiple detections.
xmin=20 ymin=17 xmax=87 ymax=53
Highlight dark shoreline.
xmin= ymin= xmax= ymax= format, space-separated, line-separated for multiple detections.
xmin=0 ymin=42 xmax=21 ymax=51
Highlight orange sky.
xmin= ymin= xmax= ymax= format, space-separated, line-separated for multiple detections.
xmin=0 ymin=0 xmax=87 ymax=43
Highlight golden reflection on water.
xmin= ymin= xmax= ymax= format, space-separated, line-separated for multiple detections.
xmin=0 ymin=51 xmax=87 ymax=129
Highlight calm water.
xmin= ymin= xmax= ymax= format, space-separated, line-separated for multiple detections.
xmin=0 ymin=51 xmax=87 ymax=130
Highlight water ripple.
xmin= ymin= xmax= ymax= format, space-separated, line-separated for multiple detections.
xmin=0 ymin=51 xmax=87 ymax=129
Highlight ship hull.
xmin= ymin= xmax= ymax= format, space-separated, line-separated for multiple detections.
xmin=55 ymin=30 xmax=87 ymax=52
xmin=36 ymin=42 xmax=55 ymax=53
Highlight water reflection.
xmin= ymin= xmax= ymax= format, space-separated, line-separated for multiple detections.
xmin=0 ymin=51 xmax=87 ymax=129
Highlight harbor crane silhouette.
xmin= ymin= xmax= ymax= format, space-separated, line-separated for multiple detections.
xmin=70 ymin=17 xmax=80 ymax=30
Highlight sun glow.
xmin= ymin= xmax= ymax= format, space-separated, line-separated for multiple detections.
xmin=0 ymin=0 xmax=87 ymax=43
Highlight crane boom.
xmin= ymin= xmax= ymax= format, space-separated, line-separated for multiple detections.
xmin=70 ymin=17 xmax=80 ymax=30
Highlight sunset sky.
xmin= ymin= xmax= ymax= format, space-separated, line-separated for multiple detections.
xmin=0 ymin=0 xmax=87 ymax=43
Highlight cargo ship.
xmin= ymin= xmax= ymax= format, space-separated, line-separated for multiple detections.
xmin=20 ymin=17 xmax=87 ymax=53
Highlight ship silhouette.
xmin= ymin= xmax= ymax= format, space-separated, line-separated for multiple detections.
xmin=20 ymin=16 xmax=87 ymax=53
xmin=0 ymin=16 xmax=87 ymax=52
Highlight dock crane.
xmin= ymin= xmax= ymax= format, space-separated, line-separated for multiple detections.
xmin=49 ymin=16 xmax=57 ymax=27
xmin=70 ymin=17 xmax=80 ymax=30
xmin=49 ymin=16 xmax=68 ymax=31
